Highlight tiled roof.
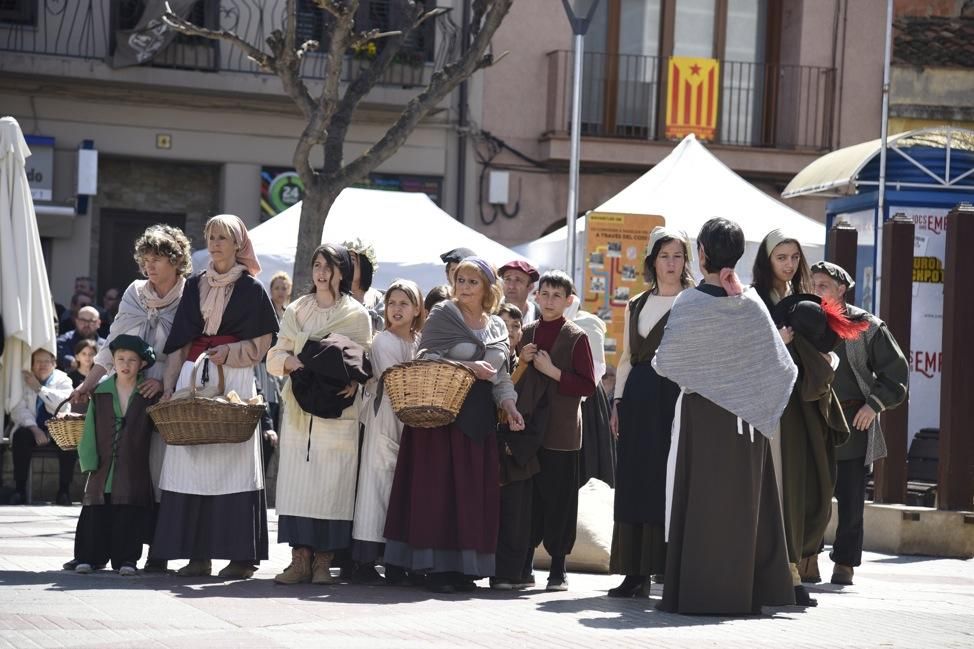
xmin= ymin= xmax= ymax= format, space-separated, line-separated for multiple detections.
xmin=893 ymin=17 xmax=974 ymax=68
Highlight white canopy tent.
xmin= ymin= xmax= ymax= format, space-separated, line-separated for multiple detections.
xmin=514 ymin=134 xmax=827 ymax=285
xmin=192 ymin=187 xmax=528 ymax=294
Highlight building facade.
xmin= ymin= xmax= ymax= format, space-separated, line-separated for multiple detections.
xmin=472 ymin=0 xmax=889 ymax=246
xmin=1 ymin=0 xmax=471 ymax=305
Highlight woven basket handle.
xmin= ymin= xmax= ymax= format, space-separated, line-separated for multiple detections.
xmin=188 ymin=357 xmax=227 ymax=397
xmin=55 ymin=397 xmax=72 ymax=417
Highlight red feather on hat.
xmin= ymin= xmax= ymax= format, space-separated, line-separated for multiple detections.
xmin=821 ymin=297 xmax=869 ymax=340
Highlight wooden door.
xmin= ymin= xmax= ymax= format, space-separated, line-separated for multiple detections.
xmin=98 ymin=209 xmax=186 ymax=297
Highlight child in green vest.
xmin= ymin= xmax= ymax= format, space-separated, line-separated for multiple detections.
xmin=74 ymin=335 xmax=157 ymax=575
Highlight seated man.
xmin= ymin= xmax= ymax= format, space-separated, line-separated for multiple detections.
xmin=9 ymin=349 xmax=76 ymax=505
xmin=57 ymin=305 xmax=105 ymax=372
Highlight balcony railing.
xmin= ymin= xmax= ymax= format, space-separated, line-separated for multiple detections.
xmin=546 ymin=50 xmax=836 ymax=151
xmin=0 ymin=0 xmax=432 ymax=88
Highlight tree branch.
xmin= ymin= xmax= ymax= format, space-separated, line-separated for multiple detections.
xmin=348 ymin=29 xmax=403 ymax=50
xmin=335 ymin=0 xmax=513 ymax=186
xmin=162 ymin=1 xmax=272 ymax=70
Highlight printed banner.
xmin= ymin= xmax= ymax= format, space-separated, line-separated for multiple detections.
xmin=665 ymin=56 xmax=720 ymax=141
xmin=582 ymin=212 xmax=665 ymax=368
xmin=897 ymin=206 xmax=948 ymax=445
xmin=111 ymin=0 xmax=197 ymax=68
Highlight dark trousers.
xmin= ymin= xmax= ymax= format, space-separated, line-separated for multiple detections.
xmin=74 ymin=494 xmax=149 ymax=570
xmin=496 ymin=479 xmax=533 ymax=579
xmin=830 ymin=458 xmax=868 ymax=567
xmin=530 ymin=448 xmax=579 ymax=559
xmin=11 ymin=427 xmax=77 ymax=495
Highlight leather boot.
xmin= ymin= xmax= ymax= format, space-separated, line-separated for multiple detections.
xmin=275 ymin=548 xmax=313 ymax=585
xmin=218 ymin=561 xmax=257 ymax=580
xmin=175 ymin=559 xmax=212 ymax=577
xmin=311 ymin=551 xmax=336 ymax=584
xmin=831 ymin=564 xmax=854 ymax=586
xmin=799 ymin=555 xmax=821 ymax=584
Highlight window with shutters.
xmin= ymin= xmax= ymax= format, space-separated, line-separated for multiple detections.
xmin=0 ymin=0 xmax=36 ymax=25
xmin=297 ymin=0 xmax=434 ymax=64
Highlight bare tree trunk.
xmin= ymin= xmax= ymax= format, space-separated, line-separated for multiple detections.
xmin=291 ymin=186 xmax=337 ymax=291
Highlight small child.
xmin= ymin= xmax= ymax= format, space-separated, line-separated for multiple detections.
xmin=74 ymin=335 xmax=158 ymax=575
xmin=497 ymin=303 xmax=524 ymax=374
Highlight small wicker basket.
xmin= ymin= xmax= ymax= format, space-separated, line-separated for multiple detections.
xmin=381 ymin=359 xmax=476 ymax=428
xmin=147 ymin=362 xmax=264 ymax=446
xmin=47 ymin=398 xmax=85 ymax=450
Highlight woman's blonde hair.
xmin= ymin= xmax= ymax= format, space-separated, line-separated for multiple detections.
xmin=452 ymin=259 xmax=503 ymax=314
xmin=384 ymin=279 xmax=425 ymax=332
xmin=133 ymin=224 xmax=193 ymax=278
xmin=203 ymin=216 xmax=237 ymax=246
xmin=269 ymin=271 xmax=292 ymax=290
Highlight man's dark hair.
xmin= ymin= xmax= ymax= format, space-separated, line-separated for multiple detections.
xmin=538 ymin=270 xmax=573 ymax=296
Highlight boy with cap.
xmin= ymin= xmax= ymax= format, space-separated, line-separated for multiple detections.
xmin=810 ymin=261 xmax=909 ymax=585
xmin=440 ymin=247 xmax=477 ymax=284
xmin=500 ymin=260 xmax=540 ymax=324
xmin=74 ymin=335 xmax=159 ymax=576
xmin=516 ymin=270 xmax=596 ymax=591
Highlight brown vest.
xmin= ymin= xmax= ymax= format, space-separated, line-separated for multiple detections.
xmin=629 ymin=292 xmax=670 ymax=365
xmin=83 ymin=391 xmax=156 ymax=507
xmin=519 ymin=319 xmax=587 ymax=451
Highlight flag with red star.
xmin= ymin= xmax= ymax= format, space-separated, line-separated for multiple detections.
xmin=665 ymin=56 xmax=720 ymax=141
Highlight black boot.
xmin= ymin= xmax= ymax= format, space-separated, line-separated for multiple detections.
xmin=608 ymin=575 xmax=648 ymax=598
xmin=794 ymin=585 xmax=818 ymax=607
xmin=427 ymin=572 xmax=455 ymax=594
xmin=383 ymin=564 xmax=408 ymax=586
xmin=546 ymin=555 xmax=568 ymax=592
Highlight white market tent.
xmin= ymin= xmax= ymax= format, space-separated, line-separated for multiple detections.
xmin=514 ymin=134 xmax=826 ymax=285
xmin=192 ymin=187 xmax=528 ymax=294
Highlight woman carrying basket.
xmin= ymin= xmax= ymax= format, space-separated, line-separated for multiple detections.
xmin=267 ymin=243 xmax=373 ymax=585
xmin=154 ymin=215 xmax=279 ymax=579
xmin=69 ymin=224 xmax=193 ymax=572
xmin=383 ymin=257 xmax=525 ymax=593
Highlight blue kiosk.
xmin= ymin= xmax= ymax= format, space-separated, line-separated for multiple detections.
xmin=783 ymin=126 xmax=974 ymax=467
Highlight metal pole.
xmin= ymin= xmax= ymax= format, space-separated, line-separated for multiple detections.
xmin=566 ymin=31 xmax=584 ymax=284
xmin=877 ymin=0 xmax=893 ymax=218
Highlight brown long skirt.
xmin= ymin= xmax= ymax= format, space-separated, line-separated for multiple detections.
xmin=659 ymin=393 xmax=794 ymax=615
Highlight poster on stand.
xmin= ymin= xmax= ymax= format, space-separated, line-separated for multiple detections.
xmin=582 ymin=212 xmax=664 ymax=368
xmin=894 ymin=206 xmax=948 ymax=445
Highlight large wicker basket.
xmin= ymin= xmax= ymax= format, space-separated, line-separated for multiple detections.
xmin=147 ymin=362 xmax=265 ymax=446
xmin=382 ymin=359 xmax=476 ymax=428
xmin=47 ymin=398 xmax=85 ymax=450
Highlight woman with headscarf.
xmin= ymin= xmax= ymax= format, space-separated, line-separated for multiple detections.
xmin=153 ymin=215 xmax=279 ymax=579
xmin=752 ymin=229 xmax=858 ymax=604
xmin=266 ymin=243 xmax=373 ymax=585
xmin=383 ymin=258 xmax=525 ymax=593
xmin=653 ymin=218 xmax=795 ymax=615
xmin=607 ymin=226 xmax=694 ymax=598
xmin=68 ymin=224 xmax=193 ymax=572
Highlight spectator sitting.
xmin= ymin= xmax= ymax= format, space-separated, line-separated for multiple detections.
xmin=59 ymin=292 xmax=93 ymax=334
xmin=74 ymin=276 xmax=96 ymax=299
xmin=57 ymin=306 xmax=106 ymax=372
xmin=68 ymin=339 xmax=98 ymax=388
xmin=9 ymin=349 xmax=76 ymax=505
xmin=97 ymin=288 xmax=122 ymax=338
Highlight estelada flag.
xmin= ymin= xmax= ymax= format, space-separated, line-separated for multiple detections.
xmin=665 ymin=56 xmax=720 ymax=140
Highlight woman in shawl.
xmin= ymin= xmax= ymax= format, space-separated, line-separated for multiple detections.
xmin=607 ymin=226 xmax=694 ymax=598
xmin=266 ymin=243 xmax=373 ymax=585
xmin=68 ymin=224 xmax=193 ymax=573
xmin=653 ymin=217 xmax=795 ymax=615
xmin=383 ymin=258 xmax=525 ymax=593
xmin=352 ymin=279 xmax=425 ymax=583
xmin=154 ymin=215 xmax=279 ymax=579
xmin=752 ymin=230 xmax=854 ymax=603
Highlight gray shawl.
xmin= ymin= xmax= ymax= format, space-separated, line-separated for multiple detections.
xmin=653 ymin=286 xmax=797 ymax=438
xmin=418 ymin=300 xmax=516 ymax=404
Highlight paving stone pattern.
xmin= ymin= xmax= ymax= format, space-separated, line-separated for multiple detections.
xmin=1 ymin=506 xmax=972 ymax=649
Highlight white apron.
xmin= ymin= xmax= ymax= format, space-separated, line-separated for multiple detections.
xmin=158 ymin=359 xmax=264 ymax=495
xmin=275 ymin=393 xmax=361 ymax=521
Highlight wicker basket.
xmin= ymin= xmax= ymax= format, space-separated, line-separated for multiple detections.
xmin=147 ymin=362 xmax=265 ymax=446
xmin=47 ymin=398 xmax=85 ymax=450
xmin=382 ymin=359 xmax=476 ymax=428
